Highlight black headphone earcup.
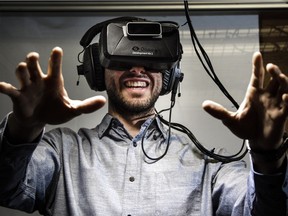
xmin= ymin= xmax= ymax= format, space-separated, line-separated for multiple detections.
xmin=82 ymin=43 xmax=106 ymax=91
xmin=161 ymin=66 xmax=183 ymax=96
xmin=161 ymin=69 xmax=174 ymax=95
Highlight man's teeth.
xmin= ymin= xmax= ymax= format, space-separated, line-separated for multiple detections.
xmin=125 ymin=81 xmax=147 ymax=87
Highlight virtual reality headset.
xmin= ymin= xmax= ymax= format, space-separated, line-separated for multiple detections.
xmin=78 ymin=17 xmax=183 ymax=93
xmin=98 ymin=20 xmax=183 ymax=71
xmin=79 ymin=17 xmax=183 ymax=71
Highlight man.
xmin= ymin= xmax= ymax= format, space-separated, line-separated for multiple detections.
xmin=0 ymin=18 xmax=287 ymax=215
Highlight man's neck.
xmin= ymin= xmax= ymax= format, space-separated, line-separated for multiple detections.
xmin=108 ymin=109 xmax=155 ymax=138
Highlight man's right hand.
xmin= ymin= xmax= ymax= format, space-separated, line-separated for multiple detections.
xmin=0 ymin=47 xmax=106 ymax=143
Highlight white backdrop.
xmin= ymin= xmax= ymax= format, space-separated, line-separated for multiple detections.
xmin=0 ymin=12 xmax=258 ymax=215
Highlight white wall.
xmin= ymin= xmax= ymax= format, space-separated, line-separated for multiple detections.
xmin=0 ymin=13 xmax=258 ymax=215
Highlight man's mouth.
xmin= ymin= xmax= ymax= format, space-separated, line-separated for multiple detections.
xmin=124 ymin=81 xmax=148 ymax=88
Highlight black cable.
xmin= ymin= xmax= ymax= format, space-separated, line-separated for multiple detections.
xmin=166 ymin=0 xmax=247 ymax=163
xmin=141 ymin=101 xmax=174 ymax=162
xmin=183 ymin=0 xmax=239 ymax=109
xmin=141 ymin=1 xmax=248 ymax=163
xmin=158 ymin=114 xmax=248 ymax=163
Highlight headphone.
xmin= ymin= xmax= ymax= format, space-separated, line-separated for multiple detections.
xmin=77 ymin=16 xmax=183 ymax=96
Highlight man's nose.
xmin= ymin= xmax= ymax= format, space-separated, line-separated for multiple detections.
xmin=129 ymin=66 xmax=146 ymax=74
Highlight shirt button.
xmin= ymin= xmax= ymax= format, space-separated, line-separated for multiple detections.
xmin=133 ymin=142 xmax=137 ymax=147
xmin=129 ymin=176 xmax=135 ymax=182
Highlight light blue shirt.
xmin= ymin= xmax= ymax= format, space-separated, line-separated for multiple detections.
xmin=0 ymin=114 xmax=287 ymax=215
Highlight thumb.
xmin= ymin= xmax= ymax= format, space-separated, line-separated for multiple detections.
xmin=202 ymin=100 xmax=233 ymax=121
xmin=75 ymin=95 xmax=106 ymax=114
xmin=0 ymin=82 xmax=20 ymax=98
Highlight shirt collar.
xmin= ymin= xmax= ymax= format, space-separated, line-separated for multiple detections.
xmin=98 ymin=113 xmax=116 ymax=139
xmin=98 ymin=113 xmax=167 ymax=139
xmin=154 ymin=116 xmax=168 ymax=140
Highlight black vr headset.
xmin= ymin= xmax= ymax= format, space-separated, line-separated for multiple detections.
xmin=77 ymin=16 xmax=183 ymax=95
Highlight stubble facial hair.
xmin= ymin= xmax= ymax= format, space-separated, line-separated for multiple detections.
xmin=106 ymin=84 xmax=160 ymax=118
xmin=107 ymin=88 xmax=159 ymax=116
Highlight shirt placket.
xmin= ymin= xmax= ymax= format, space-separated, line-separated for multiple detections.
xmin=122 ymin=138 xmax=140 ymax=216
xmin=121 ymin=118 xmax=159 ymax=216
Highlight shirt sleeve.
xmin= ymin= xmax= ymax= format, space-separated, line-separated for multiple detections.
xmin=246 ymin=155 xmax=287 ymax=215
xmin=0 ymin=114 xmax=61 ymax=214
xmin=212 ymin=160 xmax=250 ymax=215
xmin=212 ymin=156 xmax=287 ymax=216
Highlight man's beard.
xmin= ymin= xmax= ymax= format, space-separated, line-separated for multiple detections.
xmin=106 ymin=87 xmax=160 ymax=116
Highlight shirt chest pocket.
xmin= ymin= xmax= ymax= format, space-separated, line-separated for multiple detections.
xmin=154 ymin=170 xmax=203 ymax=216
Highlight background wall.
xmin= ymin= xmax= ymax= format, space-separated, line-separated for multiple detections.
xmin=0 ymin=12 xmax=258 ymax=215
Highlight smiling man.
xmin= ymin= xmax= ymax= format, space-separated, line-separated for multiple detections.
xmin=105 ymin=66 xmax=162 ymax=137
xmin=0 ymin=17 xmax=287 ymax=216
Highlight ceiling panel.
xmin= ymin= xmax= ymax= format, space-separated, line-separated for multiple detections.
xmin=0 ymin=0 xmax=287 ymax=12
xmin=3 ymin=0 xmax=288 ymax=2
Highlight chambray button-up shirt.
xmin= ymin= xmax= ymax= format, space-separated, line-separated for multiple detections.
xmin=0 ymin=113 xmax=287 ymax=215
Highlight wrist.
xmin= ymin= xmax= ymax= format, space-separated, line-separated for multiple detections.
xmin=247 ymin=137 xmax=288 ymax=174
xmin=252 ymin=154 xmax=286 ymax=175
xmin=6 ymin=113 xmax=45 ymax=144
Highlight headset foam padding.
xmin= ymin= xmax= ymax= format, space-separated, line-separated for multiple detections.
xmin=83 ymin=43 xmax=106 ymax=91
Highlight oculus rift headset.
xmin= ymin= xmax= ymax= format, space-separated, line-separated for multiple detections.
xmin=77 ymin=16 xmax=183 ymax=96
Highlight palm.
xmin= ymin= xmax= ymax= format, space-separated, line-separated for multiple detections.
xmin=0 ymin=47 xmax=106 ymax=127
xmin=203 ymin=52 xmax=288 ymax=150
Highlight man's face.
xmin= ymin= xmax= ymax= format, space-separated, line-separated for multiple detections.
xmin=105 ymin=66 xmax=162 ymax=114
